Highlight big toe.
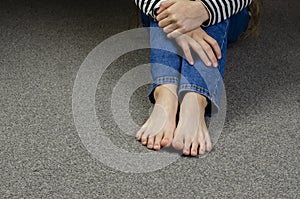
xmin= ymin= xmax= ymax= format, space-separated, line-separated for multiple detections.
xmin=172 ymin=136 xmax=184 ymax=150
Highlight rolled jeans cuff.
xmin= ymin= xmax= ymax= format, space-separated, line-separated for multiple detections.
xmin=147 ymin=76 xmax=179 ymax=104
xmin=178 ymin=83 xmax=222 ymax=116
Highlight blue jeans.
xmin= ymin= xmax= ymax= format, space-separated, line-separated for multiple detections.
xmin=142 ymin=8 xmax=250 ymax=115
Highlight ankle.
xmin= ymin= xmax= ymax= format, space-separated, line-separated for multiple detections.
xmin=154 ymin=84 xmax=178 ymax=102
xmin=181 ymin=92 xmax=208 ymax=111
xmin=196 ymin=93 xmax=208 ymax=107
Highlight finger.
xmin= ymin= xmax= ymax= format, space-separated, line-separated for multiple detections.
xmin=156 ymin=7 xmax=166 ymax=15
xmin=163 ymin=23 xmax=178 ymax=34
xmin=157 ymin=1 xmax=174 ymax=15
xmin=167 ymin=29 xmax=184 ymax=39
xmin=156 ymin=10 xmax=168 ymax=21
xmin=188 ymin=39 xmax=211 ymax=66
xmin=158 ymin=17 xmax=172 ymax=28
xmin=198 ymin=40 xmax=218 ymax=67
xmin=181 ymin=42 xmax=194 ymax=65
xmin=156 ymin=5 xmax=172 ymax=21
xmin=167 ymin=26 xmax=190 ymax=39
xmin=204 ymin=35 xmax=221 ymax=59
xmin=159 ymin=0 xmax=176 ymax=12
xmin=168 ymin=25 xmax=192 ymax=39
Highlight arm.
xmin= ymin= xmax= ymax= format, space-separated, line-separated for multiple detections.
xmin=201 ymin=0 xmax=253 ymax=26
xmin=134 ymin=0 xmax=166 ymax=19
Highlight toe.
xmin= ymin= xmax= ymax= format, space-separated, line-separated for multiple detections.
xmin=141 ymin=133 xmax=148 ymax=145
xmin=147 ymin=135 xmax=155 ymax=149
xmin=172 ymin=131 xmax=184 ymax=150
xmin=136 ymin=123 xmax=148 ymax=141
xmin=154 ymin=133 xmax=163 ymax=150
xmin=136 ymin=130 xmax=142 ymax=141
xmin=172 ymin=140 xmax=183 ymax=150
xmin=205 ymin=134 xmax=212 ymax=152
xmin=190 ymin=141 xmax=199 ymax=156
xmin=183 ymin=138 xmax=191 ymax=156
xmin=198 ymin=139 xmax=206 ymax=155
xmin=161 ymin=129 xmax=174 ymax=147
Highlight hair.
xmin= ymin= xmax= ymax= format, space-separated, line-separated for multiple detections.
xmin=129 ymin=0 xmax=262 ymax=37
xmin=243 ymin=0 xmax=262 ymax=38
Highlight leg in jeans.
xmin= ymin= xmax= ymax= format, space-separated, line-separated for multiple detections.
xmin=172 ymin=9 xmax=250 ymax=156
xmin=172 ymin=19 xmax=230 ymax=156
xmin=137 ymin=10 xmax=250 ymax=154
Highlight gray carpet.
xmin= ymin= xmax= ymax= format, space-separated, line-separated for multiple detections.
xmin=1 ymin=0 xmax=299 ymax=198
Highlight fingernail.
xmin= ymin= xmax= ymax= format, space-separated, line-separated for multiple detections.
xmin=207 ymin=62 xmax=212 ymax=66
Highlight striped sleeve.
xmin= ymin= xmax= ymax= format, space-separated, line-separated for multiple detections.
xmin=201 ymin=0 xmax=253 ymax=26
xmin=134 ymin=0 xmax=165 ymax=19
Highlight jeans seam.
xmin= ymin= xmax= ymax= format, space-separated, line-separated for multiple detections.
xmin=212 ymin=20 xmax=229 ymax=100
xmin=179 ymin=84 xmax=210 ymax=96
xmin=152 ymin=76 xmax=179 ymax=85
xmin=220 ymin=20 xmax=230 ymax=50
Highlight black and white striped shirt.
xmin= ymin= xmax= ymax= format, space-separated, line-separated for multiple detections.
xmin=135 ymin=0 xmax=253 ymax=26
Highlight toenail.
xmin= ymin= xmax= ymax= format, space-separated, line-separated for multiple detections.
xmin=161 ymin=139 xmax=168 ymax=144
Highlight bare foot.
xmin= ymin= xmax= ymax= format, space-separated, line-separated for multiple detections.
xmin=172 ymin=92 xmax=212 ymax=156
xmin=136 ymin=84 xmax=178 ymax=150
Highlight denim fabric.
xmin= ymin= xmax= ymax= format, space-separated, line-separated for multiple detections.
xmin=228 ymin=8 xmax=251 ymax=43
xmin=142 ymin=8 xmax=250 ymax=114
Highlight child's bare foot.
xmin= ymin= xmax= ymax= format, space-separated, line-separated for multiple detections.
xmin=136 ymin=84 xmax=178 ymax=150
xmin=172 ymin=92 xmax=212 ymax=156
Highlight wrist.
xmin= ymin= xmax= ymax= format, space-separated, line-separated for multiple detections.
xmin=194 ymin=0 xmax=210 ymax=25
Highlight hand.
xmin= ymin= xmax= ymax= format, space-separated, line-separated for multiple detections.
xmin=156 ymin=0 xmax=210 ymax=39
xmin=175 ymin=27 xmax=221 ymax=67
